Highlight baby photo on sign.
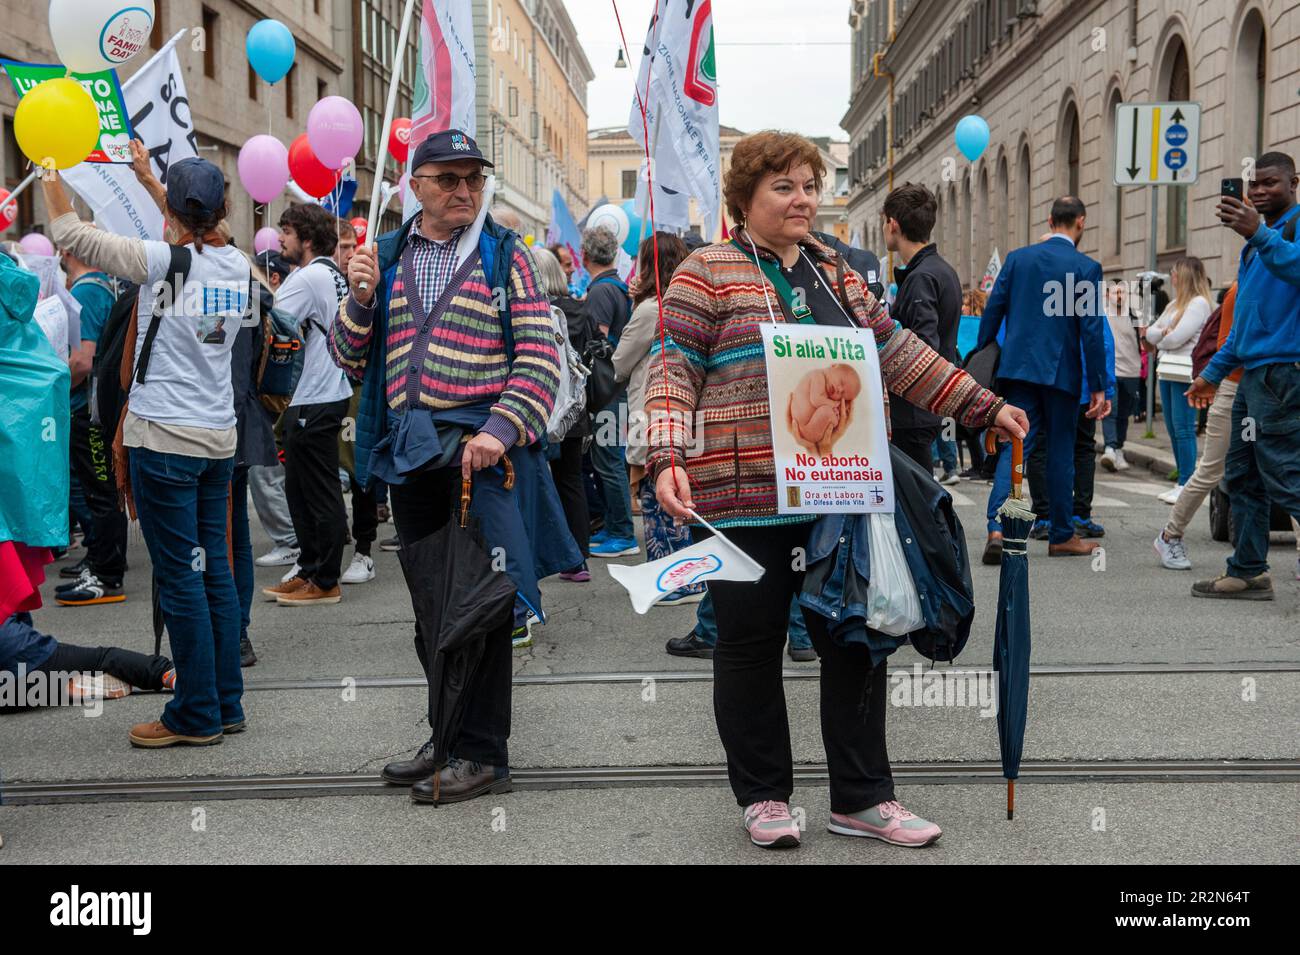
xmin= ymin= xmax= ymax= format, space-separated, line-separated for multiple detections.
xmin=786 ymin=364 xmax=862 ymax=455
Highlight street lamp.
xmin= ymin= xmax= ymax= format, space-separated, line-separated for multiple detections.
xmin=614 ymin=48 xmax=628 ymax=69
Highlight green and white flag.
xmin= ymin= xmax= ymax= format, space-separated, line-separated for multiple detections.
xmin=1 ymin=58 xmax=133 ymax=163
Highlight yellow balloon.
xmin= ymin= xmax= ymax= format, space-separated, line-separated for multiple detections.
xmin=524 ymin=233 xmax=536 ymax=246
xmin=14 ymin=78 xmax=101 ymax=170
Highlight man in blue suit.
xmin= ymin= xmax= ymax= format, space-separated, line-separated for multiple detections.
xmin=979 ymin=197 xmax=1110 ymax=564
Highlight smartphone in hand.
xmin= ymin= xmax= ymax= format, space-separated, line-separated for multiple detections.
xmin=1221 ymin=178 xmax=1244 ymax=200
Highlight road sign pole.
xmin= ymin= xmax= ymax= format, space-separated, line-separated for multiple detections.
xmin=1145 ymin=184 xmax=1159 ymax=440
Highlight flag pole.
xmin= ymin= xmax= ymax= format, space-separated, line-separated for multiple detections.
xmin=361 ymin=0 xmax=419 ymax=285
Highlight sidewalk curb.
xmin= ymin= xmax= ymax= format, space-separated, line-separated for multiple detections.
xmin=1094 ymin=438 xmax=1177 ymax=482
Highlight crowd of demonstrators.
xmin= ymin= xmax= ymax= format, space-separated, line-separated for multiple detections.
xmin=1184 ymin=150 xmax=1300 ymax=599
xmin=332 ymin=129 xmax=572 ymax=805
xmin=546 ymin=242 xmax=577 ymax=291
xmin=1144 ymin=256 xmax=1214 ymax=506
xmin=44 ymin=154 xmax=250 ymax=748
xmin=1100 ymin=282 xmax=1143 ymax=472
xmin=531 ymin=245 xmax=595 ymax=581
xmin=581 ymin=226 xmax=639 ymax=558
xmin=262 ymin=204 xmax=353 ymax=607
xmin=647 ymin=130 xmax=1027 ymax=850
xmin=56 ymin=244 xmax=129 ymax=607
xmin=978 ymin=195 xmax=1110 ymax=565
xmin=880 ymin=182 xmax=964 ymax=489
xmin=614 ymin=233 xmax=704 ymax=605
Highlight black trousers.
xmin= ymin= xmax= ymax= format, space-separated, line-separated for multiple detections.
xmin=549 ymin=433 xmax=590 ymax=561
xmin=350 ymin=481 xmax=379 ymax=555
xmin=69 ymin=406 xmax=128 ymax=581
xmin=39 ymin=643 xmax=172 ymax=689
xmin=1028 ymin=406 xmax=1096 ymax=521
xmin=709 ymin=524 xmax=894 ymax=812
xmin=283 ymin=399 xmax=349 ymax=589
xmin=891 ymin=425 xmax=940 ymax=473
xmin=390 ymin=468 xmax=513 ymax=767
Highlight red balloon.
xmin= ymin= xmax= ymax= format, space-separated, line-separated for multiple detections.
xmin=0 ymin=189 xmax=17 ymax=231
xmin=350 ymin=217 xmax=368 ymax=243
xmin=288 ymin=133 xmax=340 ymax=199
xmin=388 ymin=118 xmax=412 ymax=163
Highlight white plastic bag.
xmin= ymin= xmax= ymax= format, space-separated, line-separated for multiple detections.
xmin=865 ymin=512 xmax=924 ymax=636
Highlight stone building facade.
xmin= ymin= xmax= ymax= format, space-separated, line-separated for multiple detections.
xmin=843 ymin=0 xmax=1295 ymax=288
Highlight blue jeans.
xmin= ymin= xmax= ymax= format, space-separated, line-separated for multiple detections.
xmin=1224 ymin=362 xmax=1300 ymax=579
xmin=590 ymin=398 xmax=634 ymax=540
xmin=1102 ymin=376 xmax=1142 ymax=448
xmin=931 ymin=435 xmax=957 ymax=471
xmin=987 ymin=380 xmax=1079 ymax=544
xmin=693 ymin=592 xmax=811 ymax=650
xmin=129 ymin=447 xmax=243 ymax=737
xmin=1159 ymin=378 xmax=1198 ymax=484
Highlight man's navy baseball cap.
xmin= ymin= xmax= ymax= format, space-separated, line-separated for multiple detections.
xmin=410 ymin=129 xmax=494 ymax=171
xmin=167 ymin=157 xmax=226 ymax=217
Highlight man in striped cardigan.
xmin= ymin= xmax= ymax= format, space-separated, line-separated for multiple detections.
xmin=334 ymin=130 xmax=569 ymax=807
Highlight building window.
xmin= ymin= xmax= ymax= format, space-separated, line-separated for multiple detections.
xmin=1057 ymin=100 xmax=1080 ymax=198
xmin=149 ymin=6 xmax=164 ymax=50
xmin=1105 ymin=90 xmax=1123 ymax=257
xmin=1232 ymin=10 xmax=1268 ymax=165
xmin=1162 ymin=38 xmax=1190 ymax=249
xmin=201 ymin=7 xmax=218 ymax=79
xmin=621 ymin=169 xmax=638 ymax=199
xmin=1017 ymin=143 xmax=1031 ymax=247
xmin=318 ymin=78 xmax=328 ymax=102
xmin=286 ymin=65 xmax=297 ymax=119
xmin=996 ymin=154 xmax=1009 ymax=255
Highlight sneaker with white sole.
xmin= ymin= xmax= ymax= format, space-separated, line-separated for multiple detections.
xmin=280 ymin=562 xmax=301 ymax=584
xmin=255 ymin=545 xmax=300 ymax=567
xmin=340 ymin=552 xmax=375 ymax=584
xmin=590 ymin=536 xmax=639 ymax=558
xmin=827 ymin=799 xmax=942 ymax=847
xmin=743 ymin=800 xmax=801 ymax=849
xmin=1099 ymin=447 xmax=1118 ymax=471
xmin=1157 ymin=485 xmax=1183 ymax=505
xmin=1154 ymin=532 xmax=1191 ymax=570
xmin=1114 ymin=448 xmax=1131 ymax=471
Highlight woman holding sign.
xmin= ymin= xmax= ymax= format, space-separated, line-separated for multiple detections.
xmin=646 ymin=131 xmax=1027 ymax=851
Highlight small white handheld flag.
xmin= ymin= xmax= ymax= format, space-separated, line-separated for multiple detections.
xmin=607 ymin=511 xmax=764 ymax=614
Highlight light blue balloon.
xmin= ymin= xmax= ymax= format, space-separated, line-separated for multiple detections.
xmin=620 ymin=199 xmax=644 ymax=256
xmin=247 ymin=19 xmax=296 ymax=85
xmin=955 ymin=114 xmax=990 ymax=162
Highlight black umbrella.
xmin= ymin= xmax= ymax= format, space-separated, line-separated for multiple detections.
xmin=396 ymin=460 xmax=519 ymax=799
xmin=986 ymin=433 xmax=1032 ymax=820
xmin=151 ymin=574 xmax=165 ymax=657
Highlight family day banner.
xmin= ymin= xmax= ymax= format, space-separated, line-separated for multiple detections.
xmin=61 ymin=32 xmax=195 ymax=241
xmin=1 ymin=60 xmax=133 ymax=163
xmin=759 ymin=323 xmax=893 ymax=515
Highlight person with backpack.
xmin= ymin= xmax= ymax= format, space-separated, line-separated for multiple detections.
xmin=44 ymin=156 xmax=252 ymax=748
xmin=261 ymin=204 xmax=354 ymax=607
xmin=332 ymin=130 xmax=573 ymax=806
xmin=581 ymin=225 xmax=638 ymax=558
xmin=1185 ymin=151 xmax=1300 ymax=599
xmin=55 ymin=245 xmax=129 ymax=606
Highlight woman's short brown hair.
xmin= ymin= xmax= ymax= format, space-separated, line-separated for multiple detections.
xmin=724 ymin=131 xmax=826 ymax=226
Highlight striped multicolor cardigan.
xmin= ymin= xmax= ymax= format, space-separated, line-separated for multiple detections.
xmin=329 ymin=241 xmax=559 ymax=449
xmin=644 ymin=230 xmax=1006 ymax=527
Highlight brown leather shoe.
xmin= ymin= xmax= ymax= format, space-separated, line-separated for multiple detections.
xmin=1048 ymin=535 xmax=1100 ymax=556
xmin=129 ymin=720 xmax=223 ymax=748
xmin=262 ymin=576 xmax=308 ymax=600
xmin=410 ymin=758 xmax=512 ymax=805
xmin=276 ymin=582 xmax=342 ymax=606
xmin=982 ymin=532 xmax=1003 ymax=565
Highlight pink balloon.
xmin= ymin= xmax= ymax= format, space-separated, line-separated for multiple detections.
xmin=19 ymin=233 xmax=55 ymax=257
xmin=307 ymin=96 xmax=363 ymax=170
xmin=398 ymin=172 xmax=411 ymax=202
xmin=238 ymin=134 xmax=290 ymax=203
xmin=253 ymin=227 xmax=280 ymax=255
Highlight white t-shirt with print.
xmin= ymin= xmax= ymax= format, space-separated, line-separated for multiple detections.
xmin=130 ymin=241 xmax=252 ymax=430
xmin=278 ymin=257 xmax=352 ymax=408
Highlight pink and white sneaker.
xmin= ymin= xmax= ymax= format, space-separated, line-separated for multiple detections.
xmin=743 ymin=800 xmax=801 ymax=849
xmin=827 ymin=799 xmax=942 ymax=847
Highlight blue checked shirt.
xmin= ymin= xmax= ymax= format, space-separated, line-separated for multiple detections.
xmin=407 ymin=217 xmax=468 ymax=306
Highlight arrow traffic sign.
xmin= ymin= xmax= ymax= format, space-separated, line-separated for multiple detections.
xmin=1113 ymin=101 xmax=1200 ymax=186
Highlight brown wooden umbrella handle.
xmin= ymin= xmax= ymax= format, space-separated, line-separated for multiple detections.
xmin=983 ymin=431 xmax=1025 ymax=500
xmin=458 ymin=455 xmax=516 ymax=527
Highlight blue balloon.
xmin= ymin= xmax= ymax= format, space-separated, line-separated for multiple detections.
xmin=247 ymin=20 xmax=296 ymax=85
xmin=620 ymin=199 xmax=644 ymax=256
xmin=955 ymin=114 xmax=990 ymax=162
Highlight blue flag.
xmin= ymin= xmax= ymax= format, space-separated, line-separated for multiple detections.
xmin=547 ymin=189 xmax=589 ymax=296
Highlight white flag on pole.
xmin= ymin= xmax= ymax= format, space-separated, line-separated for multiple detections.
xmin=402 ymin=0 xmax=477 ymax=220
xmin=62 ymin=33 xmax=195 ymax=241
xmin=629 ymin=0 xmax=721 ymax=238
xmin=607 ymin=511 xmax=763 ymax=614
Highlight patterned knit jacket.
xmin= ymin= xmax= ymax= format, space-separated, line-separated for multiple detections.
xmin=329 ymin=219 xmax=560 ymax=456
xmin=645 ymin=230 xmax=1007 ymax=527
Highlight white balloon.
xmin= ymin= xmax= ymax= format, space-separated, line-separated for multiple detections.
xmin=587 ymin=204 xmax=630 ymax=244
xmin=49 ymin=0 xmax=156 ymax=73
